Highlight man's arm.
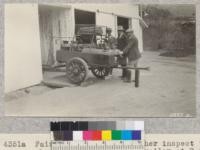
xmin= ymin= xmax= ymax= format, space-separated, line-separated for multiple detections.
xmin=123 ymin=38 xmax=135 ymax=54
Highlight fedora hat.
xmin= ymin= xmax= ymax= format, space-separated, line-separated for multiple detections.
xmin=106 ymin=27 xmax=112 ymax=31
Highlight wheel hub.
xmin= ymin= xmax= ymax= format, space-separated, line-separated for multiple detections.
xmin=73 ymin=67 xmax=80 ymax=75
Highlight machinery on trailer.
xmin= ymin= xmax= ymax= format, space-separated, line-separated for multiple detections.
xmin=56 ymin=25 xmax=149 ymax=87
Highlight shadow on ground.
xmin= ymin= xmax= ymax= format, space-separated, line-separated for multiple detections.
xmin=5 ymin=51 xmax=196 ymax=117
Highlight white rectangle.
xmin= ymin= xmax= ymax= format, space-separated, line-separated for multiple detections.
xmin=134 ymin=121 xmax=144 ymax=130
xmin=116 ymin=121 xmax=126 ymax=130
xmin=125 ymin=121 xmax=144 ymax=130
xmin=73 ymin=131 xmax=83 ymax=141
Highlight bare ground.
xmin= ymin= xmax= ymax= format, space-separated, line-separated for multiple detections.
xmin=4 ymin=51 xmax=196 ymax=117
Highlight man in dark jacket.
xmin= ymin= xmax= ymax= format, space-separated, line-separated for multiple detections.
xmin=117 ymin=26 xmax=127 ymax=79
xmin=123 ymin=29 xmax=141 ymax=82
xmin=117 ymin=26 xmax=127 ymax=50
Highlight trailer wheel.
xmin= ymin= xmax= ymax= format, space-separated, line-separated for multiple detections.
xmin=66 ymin=57 xmax=89 ymax=84
xmin=91 ymin=67 xmax=110 ymax=79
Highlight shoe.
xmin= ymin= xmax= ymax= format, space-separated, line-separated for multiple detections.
xmin=119 ymin=76 xmax=125 ymax=80
xmin=124 ymin=70 xmax=132 ymax=82
xmin=123 ymin=78 xmax=131 ymax=83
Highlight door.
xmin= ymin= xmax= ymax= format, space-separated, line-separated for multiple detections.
xmin=39 ymin=8 xmax=54 ymax=65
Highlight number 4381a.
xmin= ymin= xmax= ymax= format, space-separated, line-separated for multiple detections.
xmin=4 ymin=141 xmax=26 ymax=148
xmin=169 ymin=113 xmax=192 ymax=117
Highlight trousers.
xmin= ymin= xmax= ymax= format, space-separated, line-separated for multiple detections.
xmin=125 ymin=59 xmax=139 ymax=82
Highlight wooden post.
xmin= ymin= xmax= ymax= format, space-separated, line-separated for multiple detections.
xmin=135 ymin=69 xmax=140 ymax=87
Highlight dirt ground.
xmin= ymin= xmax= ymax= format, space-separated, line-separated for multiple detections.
xmin=4 ymin=51 xmax=196 ymax=117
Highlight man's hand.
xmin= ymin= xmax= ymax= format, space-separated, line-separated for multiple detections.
xmin=119 ymin=51 xmax=123 ymax=55
xmin=119 ymin=51 xmax=124 ymax=57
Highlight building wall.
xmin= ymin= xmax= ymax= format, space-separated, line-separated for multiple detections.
xmin=5 ymin=4 xmax=43 ymax=93
xmin=132 ymin=19 xmax=143 ymax=52
xmin=38 ymin=4 xmax=144 ymax=66
xmin=39 ymin=5 xmax=70 ymax=65
xmin=71 ymin=4 xmax=143 ymax=52
xmin=4 ymin=3 xmax=143 ymax=92
xmin=71 ymin=4 xmax=139 ymax=19
xmin=96 ymin=12 xmax=117 ymax=37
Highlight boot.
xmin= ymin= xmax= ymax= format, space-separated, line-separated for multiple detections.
xmin=121 ymin=69 xmax=126 ymax=79
xmin=123 ymin=70 xmax=132 ymax=83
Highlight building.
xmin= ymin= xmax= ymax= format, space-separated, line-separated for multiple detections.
xmin=5 ymin=3 xmax=146 ymax=93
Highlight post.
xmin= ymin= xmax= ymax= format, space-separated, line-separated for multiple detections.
xmin=135 ymin=69 xmax=140 ymax=87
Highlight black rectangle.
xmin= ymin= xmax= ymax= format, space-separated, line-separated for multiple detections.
xmin=78 ymin=121 xmax=88 ymax=130
xmin=61 ymin=121 xmax=73 ymax=130
xmin=51 ymin=122 xmax=61 ymax=131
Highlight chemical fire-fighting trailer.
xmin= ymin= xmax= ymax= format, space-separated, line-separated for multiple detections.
xmin=56 ymin=26 xmax=149 ymax=87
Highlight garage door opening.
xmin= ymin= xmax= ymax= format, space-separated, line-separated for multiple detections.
xmin=117 ymin=16 xmax=130 ymax=31
xmin=75 ymin=9 xmax=96 ymax=43
xmin=75 ymin=9 xmax=95 ymax=25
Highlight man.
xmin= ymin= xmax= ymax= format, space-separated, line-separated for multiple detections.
xmin=117 ymin=26 xmax=127 ymax=79
xmin=123 ymin=28 xmax=141 ymax=82
xmin=117 ymin=26 xmax=127 ymax=50
xmin=105 ymin=27 xmax=116 ymax=49
xmin=104 ymin=28 xmax=117 ymax=75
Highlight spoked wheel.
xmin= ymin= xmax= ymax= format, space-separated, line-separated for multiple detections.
xmin=66 ymin=57 xmax=89 ymax=84
xmin=91 ymin=67 xmax=110 ymax=79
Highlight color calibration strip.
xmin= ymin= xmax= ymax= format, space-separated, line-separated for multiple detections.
xmin=50 ymin=121 xmax=144 ymax=141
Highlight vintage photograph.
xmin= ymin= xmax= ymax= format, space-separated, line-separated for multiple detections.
xmin=4 ymin=3 xmax=196 ymax=117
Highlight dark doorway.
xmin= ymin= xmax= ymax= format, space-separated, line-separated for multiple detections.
xmin=74 ymin=9 xmax=96 ymax=43
xmin=117 ymin=16 xmax=129 ymax=30
xmin=75 ymin=9 xmax=96 ymax=32
xmin=75 ymin=9 xmax=96 ymax=25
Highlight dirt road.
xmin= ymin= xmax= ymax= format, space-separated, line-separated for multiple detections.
xmin=5 ymin=51 xmax=196 ymax=117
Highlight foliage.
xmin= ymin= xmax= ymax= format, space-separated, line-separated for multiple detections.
xmin=144 ymin=5 xmax=172 ymax=19
xmin=142 ymin=5 xmax=195 ymax=56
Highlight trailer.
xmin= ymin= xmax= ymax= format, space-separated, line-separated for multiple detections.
xmin=56 ymin=25 xmax=149 ymax=87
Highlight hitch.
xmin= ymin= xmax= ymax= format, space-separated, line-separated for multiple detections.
xmin=112 ymin=66 xmax=150 ymax=87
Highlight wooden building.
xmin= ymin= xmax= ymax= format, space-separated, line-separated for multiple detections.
xmin=5 ymin=3 xmax=146 ymax=92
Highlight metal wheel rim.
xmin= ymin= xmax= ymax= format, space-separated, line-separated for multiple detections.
xmin=91 ymin=67 xmax=109 ymax=78
xmin=66 ymin=59 xmax=88 ymax=84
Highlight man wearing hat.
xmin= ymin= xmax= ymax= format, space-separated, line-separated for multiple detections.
xmin=105 ymin=27 xmax=117 ymax=75
xmin=117 ymin=26 xmax=127 ymax=50
xmin=117 ymin=26 xmax=127 ymax=79
xmin=123 ymin=28 xmax=141 ymax=82
xmin=105 ymin=27 xmax=116 ymax=49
